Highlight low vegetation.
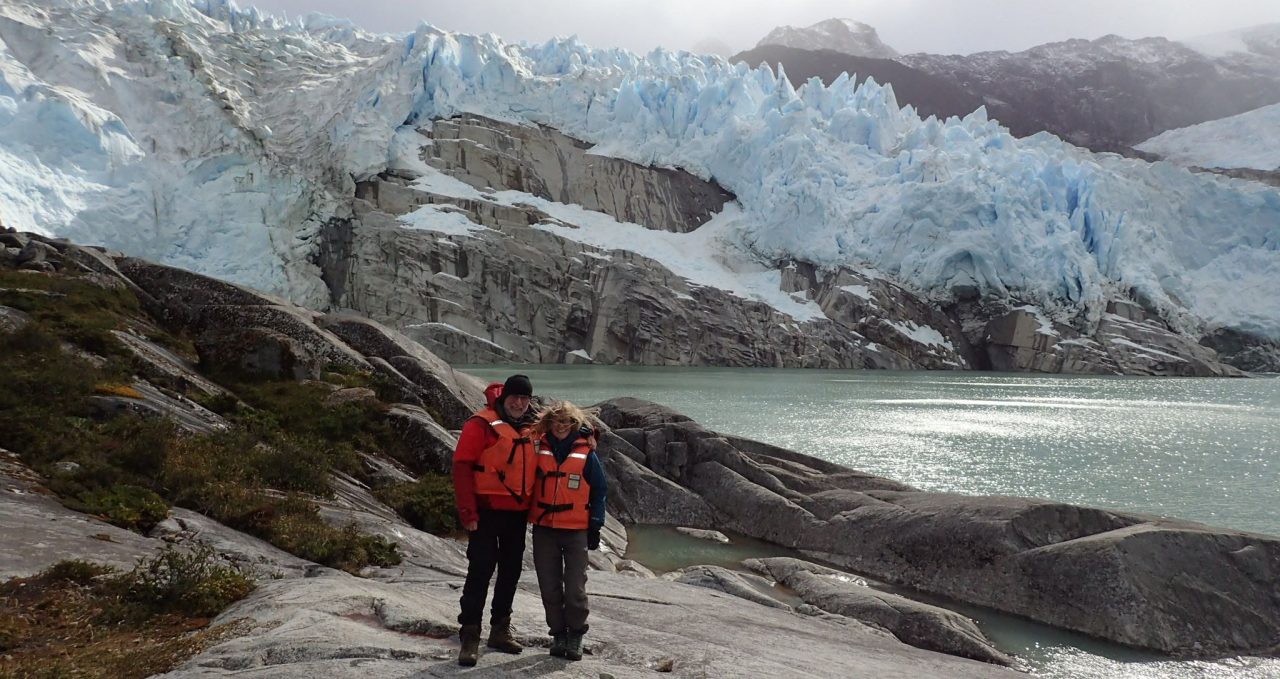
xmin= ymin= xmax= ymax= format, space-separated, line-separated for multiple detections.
xmin=0 ymin=271 xmax=402 ymax=574
xmin=0 ymin=546 xmax=253 ymax=679
xmin=375 ymin=474 xmax=460 ymax=535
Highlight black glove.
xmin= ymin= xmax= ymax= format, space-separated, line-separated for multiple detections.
xmin=587 ymin=524 xmax=601 ymax=550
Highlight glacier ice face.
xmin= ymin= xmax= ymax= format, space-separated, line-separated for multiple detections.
xmin=1136 ymin=102 xmax=1280 ymax=172
xmin=2 ymin=0 xmax=1279 ymax=341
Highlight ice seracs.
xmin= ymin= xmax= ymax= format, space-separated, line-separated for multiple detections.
xmin=1 ymin=0 xmax=1279 ymax=350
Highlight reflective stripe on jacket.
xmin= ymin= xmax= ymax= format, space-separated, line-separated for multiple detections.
xmin=529 ymin=437 xmax=593 ymax=530
xmin=471 ymin=407 xmax=535 ymax=501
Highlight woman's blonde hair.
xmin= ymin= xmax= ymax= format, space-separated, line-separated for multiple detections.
xmin=532 ymin=400 xmax=596 ymax=436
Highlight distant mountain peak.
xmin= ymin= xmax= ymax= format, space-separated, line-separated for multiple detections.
xmin=756 ymin=18 xmax=899 ymax=59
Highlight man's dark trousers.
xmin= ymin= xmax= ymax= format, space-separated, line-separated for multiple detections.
xmin=458 ymin=507 xmax=529 ymax=625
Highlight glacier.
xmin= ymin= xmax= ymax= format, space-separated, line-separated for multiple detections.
xmin=1137 ymin=102 xmax=1280 ymax=172
xmin=2 ymin=0 xmax=1279 ymax=342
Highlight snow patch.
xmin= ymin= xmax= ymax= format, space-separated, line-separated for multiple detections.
xmin=884 ymin=320 xmax=954 ymax=351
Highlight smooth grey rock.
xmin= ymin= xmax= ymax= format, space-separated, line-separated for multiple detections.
xmin=597 ymin=397 xmax=1280 ymax=658
xmin=746 ymin=557 xmax=1012 ymax=666
xmin=317 ymin=313 xmax=484 ymax=428
xmin=383 ymin=404 xmax=457 ymax=475
xmin=1096 ymin=313 xmax=1244 ymax=377
xmin=1200 ymin=327 xmax=1280 ymax=372
xmin=152 ymin=509 xmax=313 ymax=579
xmin=671 ymin=564 xmax=791 ymax=609
xmin=808 ymin=492 xmax=1280 ymax=658
xmin=17 ymin=239 xmax=59 ymax=269
xmin=321 ymin=387 xmax=378 ymax=407
xmin=155 ymin=564 xmax=1019 ymax=678
xmin=0 ymin=451 xmax=162 ymax=579
xmin=674 ymin=527 xmax=730 ymax=543
xmin=116 ymin=258 xmax=370 ymax=372
xmin=596 ymin=435 xmax=717 ymax=526
xmin=110 ymin=329 xmax=233 ymax=399
xmin=88 ymin=379 xmax=229 ymax=435
xmin=0 ymin=304 xmax=30 ymax=334
xmin=358 ymin=452 xmax=415 ymax=488
xmin=983 ymin=306 xmax=1246 ymax=376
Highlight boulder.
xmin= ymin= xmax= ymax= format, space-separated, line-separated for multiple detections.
xmin=671 ymin=564 xmax=792 ymax=609
xmin=809 ymin=493 xmax=1280 ymax=658
xmin=383 ymin=405 xmax=457 ymax=475
xmin=746 ymin=557 xmax=1012 ymax=666
xmin=109 ymin=329 xmax=232 ymax=399
xmin=318 ymin=313 xmax=484 ymax=428
xmin=195 ymin=325 xmax=324 ymax=381
xmin=674 ymin=527 xmax=730 ymax=543
xmin=88 ymin=379 xmax=229 ymax=435
xmin=0 ymin=304 xmax=30 ymax=334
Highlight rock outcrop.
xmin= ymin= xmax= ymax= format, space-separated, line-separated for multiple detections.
xmin=593 ymin=397 xmax=1280 ymax=659
xmin=980 ymin=303 xmax=1246 ymax=376
xmin=745 ymin=557 xmax=1013 ymax=666
xmin=426 ymin=114 xmax=735 ymax=234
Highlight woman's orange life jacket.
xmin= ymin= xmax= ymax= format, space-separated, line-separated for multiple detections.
xmin=470 ymin=407 xmax=536 ymax=502
xmin=529 ymin=436 xmax=593 ymax=530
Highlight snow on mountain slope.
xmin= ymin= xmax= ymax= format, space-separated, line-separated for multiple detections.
xmin=756 ymin=18 xmax=899 ymax=59
xmin=1180 ymin=23 xmax=1280 ymax=60
xmin=2 ymin=0 xmax=1279 ymax=342
xmin=1136 ymin=103 xmax=1280 ymax=171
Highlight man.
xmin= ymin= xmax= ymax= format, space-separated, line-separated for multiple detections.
xmin=452 ymin=374 xmax=537 ymax=667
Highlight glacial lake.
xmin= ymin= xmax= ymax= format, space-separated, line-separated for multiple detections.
xmin=466 ymin=367 xmax=1280 ymax=678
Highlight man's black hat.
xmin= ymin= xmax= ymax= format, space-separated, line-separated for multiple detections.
xmin=501 ymin=374 xmax=533 ymax=399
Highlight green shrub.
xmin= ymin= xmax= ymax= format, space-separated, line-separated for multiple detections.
xmin=77 ymin=485 xmax=170 ymax=532
xmin=251 ymin=495 xmax=401 ymax=573
xmin=112 ymin=544 xmax=254 ymax=618
xmin=375 ymin=474 xmax=459 ymax=535
xmin=38 ymin=560 xmax=117 ymax=585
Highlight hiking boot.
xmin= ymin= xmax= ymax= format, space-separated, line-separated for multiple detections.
xmin=549 ymin=632 xmax=567 ymax=658
xmin=486 ymin=615 xmax=523 ymax=654
xmin=564 ymin=631 xmax=584 ymax=661
xmin=458 ymin=624 xmax=481 ymax=666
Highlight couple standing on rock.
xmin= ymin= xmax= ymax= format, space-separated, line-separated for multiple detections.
xmin=451 ymin=374 xmax=609 ymax=666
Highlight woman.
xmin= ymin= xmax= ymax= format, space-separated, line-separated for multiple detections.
xmin=528 ymin=401 xmax=608 ymax=661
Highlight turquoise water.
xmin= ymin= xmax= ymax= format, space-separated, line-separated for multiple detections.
xmin=468 ymin=366 xmax=1280 ymax=678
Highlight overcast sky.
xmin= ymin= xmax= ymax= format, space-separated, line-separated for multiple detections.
xmin=241 ymin=0 xmax=1280 ymax=56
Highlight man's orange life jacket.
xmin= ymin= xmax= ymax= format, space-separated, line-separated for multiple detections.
xmin=471 ymin=408 xmax=535 ymax=502
xmin=529 ymin=436 xmax=592 ymax=530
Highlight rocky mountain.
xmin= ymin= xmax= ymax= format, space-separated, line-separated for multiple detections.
xmin=748 ymin=21 xmax=1280 ymax=154
xmin=4 ymin=232 xmax=1279 ymax=675
xmin=4 ymin=0 xmax=1280 ymax=374
xmin=900 ymin=35 xmax=1280 ymax=153
xmin=756 ymin=18 xmax=899 ymax=59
